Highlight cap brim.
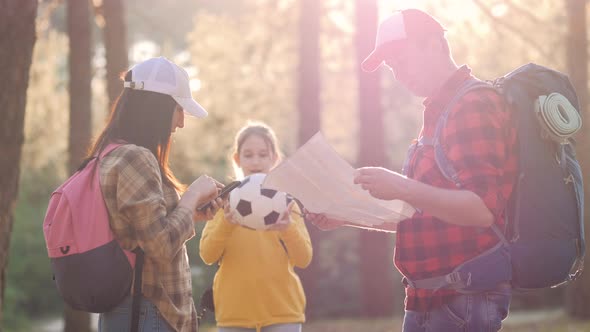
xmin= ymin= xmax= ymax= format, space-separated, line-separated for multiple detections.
xmin=361 ymin=41 xmax=407 ymax=73
xmin=174 ymin=96 xmax=208 ymax=118
xmin=361 ymin=49 xmax=384 ymax=73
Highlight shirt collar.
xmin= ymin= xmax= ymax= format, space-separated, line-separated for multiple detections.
xmin=419 ymin=65 xmax=473 ymax=137
xmin=423 ymin=65 xmax=473 ymax=111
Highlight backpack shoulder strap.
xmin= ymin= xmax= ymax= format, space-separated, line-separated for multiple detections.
xmin=427 ymin=79 xmax=509 ymax=244
xmin=98 ymin=142 xmax=124 ymax=159
xmin=427 ymin=79 xmax=497 ymax=185
xmin=130 ymin=247 xmax=144 ymax=332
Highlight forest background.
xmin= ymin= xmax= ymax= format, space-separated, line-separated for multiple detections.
xmin=1 ymin=0 xmax=589 ymax=331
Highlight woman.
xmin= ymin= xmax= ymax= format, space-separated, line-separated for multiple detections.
xmin=93 ymin=57 xmax=222 ymax=332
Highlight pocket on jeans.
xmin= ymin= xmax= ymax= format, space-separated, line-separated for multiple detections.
xmin=486 ymin=286 xmax=511 ymax=331
xmin=104 ymin=297 xmax=131 ymax=315
xmin=442 ymin=294 xmax=471 ymax=327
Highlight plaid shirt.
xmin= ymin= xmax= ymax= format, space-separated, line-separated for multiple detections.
xmin=395 ymin=66 xmax=518 ymax=311
xmin=99 ymin=144 xmax=198 ymax=331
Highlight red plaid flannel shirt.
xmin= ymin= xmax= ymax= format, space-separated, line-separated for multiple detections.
xmin=395 ymin=66 xmax=518 ymax=311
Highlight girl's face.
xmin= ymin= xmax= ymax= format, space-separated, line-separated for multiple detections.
xmin=170 ymin=105 xmax=184 ymax=133
xmin=235 ymin=134 xmax=276 ymax=176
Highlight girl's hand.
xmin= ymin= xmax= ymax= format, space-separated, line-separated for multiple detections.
xmin=267 ymin=201 xmax=296 ymax=231
xmin=223 ymin=202 xmax=240 ymax=225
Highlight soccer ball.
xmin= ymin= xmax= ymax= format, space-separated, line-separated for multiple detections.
xmin=228 ymin=173 xmax=292 ymax=230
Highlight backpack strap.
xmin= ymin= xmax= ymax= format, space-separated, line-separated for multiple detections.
xmin=423 ymin=79 xmax=496 ymax=185
xmin=99 ymin=143 xmax=124 ymax=159
xmin=564 ymin=143 xmax=586 ymax=279
xmin=197 ymin=287 xmax=215 ymax=326
xmin=130 ymin=248 xmax=144 ymax=332
xmin=403 ymin=241 xmax=511 ymax=292
xmin=420 ymin=79 xmax=510 ymax=245
xmin=96 ymin=142 xmax=140 ymax=331
xmin=403 ymin=79 xmax=514 ymax=292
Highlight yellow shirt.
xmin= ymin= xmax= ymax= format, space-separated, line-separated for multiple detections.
xmin=199 ymin=206 xmax=312 ymax=331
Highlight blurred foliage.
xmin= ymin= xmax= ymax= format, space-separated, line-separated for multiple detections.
xmin=3 ymin=28 xmax=70 ymax=331
xmin=4 ymin=0 xmax=585 ymax=327
xmin=174 ymin=0 xmax=299 ymax=182
xmin=4 ymin=169 xmax=65 ymax=331
xmin=21 ymin=29 xmax=69 ymax=178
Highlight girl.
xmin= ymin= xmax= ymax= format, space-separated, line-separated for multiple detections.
xmin=200 ymin=122 xmax=312 ymax=332
xmin=94 ymin=57 xmax=223 ymax=332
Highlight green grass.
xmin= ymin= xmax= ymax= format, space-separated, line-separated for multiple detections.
xmin=199 ymin=311 xmax=590 ymax=332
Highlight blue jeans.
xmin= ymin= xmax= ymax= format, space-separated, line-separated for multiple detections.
xmin=402 ymin=283 xmax=511 ymax=332
xmin=98 ymin=295 xmax=175 ymax=332
xmin=218 ymin=323 xmax=301 ymax=332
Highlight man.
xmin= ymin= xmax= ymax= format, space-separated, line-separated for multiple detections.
xmin=307 ymin=8 xmax=518 ymax=332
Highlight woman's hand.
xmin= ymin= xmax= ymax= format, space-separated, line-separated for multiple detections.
xmin=179 ymin=175 xmax=223 ymax=221
xmin=193 ymin=196 xmax=223 ymax=223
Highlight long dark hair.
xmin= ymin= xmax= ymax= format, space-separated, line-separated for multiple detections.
xmin=86 ymin=70 xmax=184 ymax=191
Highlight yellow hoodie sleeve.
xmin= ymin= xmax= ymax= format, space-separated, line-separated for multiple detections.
xmin=279 ymin=205 xmax=313 ymax=268
xmin=199 ymin=210 xmax=238 ymax=265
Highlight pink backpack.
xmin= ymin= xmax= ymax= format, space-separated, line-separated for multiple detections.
xmin=43 ymin=143 xmax=143 ymax=313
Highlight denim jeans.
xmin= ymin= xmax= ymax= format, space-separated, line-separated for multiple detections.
xmin=402 ymin=283 xmax=511 ymax=332
xmin=98 ymin=295 xmax=175 ymax=332
xmin=218 ymin=323 xmax=301 ymax=332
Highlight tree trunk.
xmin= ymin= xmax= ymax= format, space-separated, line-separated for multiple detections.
xmin=564 ymin=0 xmax=590 ymax=319
xmin=297 ymin=0 xmax=322 ymax=319
xmin=68 ymin=0 xmax=93 ymax=174
xmin=100 ymin=0 xmax=128 ymax=111
xmin=0 ymin=0 xmax=38 ymax=323
xmin=355 ymin=0 xmax=395 ymax=317
xmin=64 ymin=0 xmax=93 ymax=330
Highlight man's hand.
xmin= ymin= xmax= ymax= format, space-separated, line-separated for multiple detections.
xmin=306 ymin=212 xmax=347 ymax=231
xmin=354 ymin=167 xmax=413 ymax=201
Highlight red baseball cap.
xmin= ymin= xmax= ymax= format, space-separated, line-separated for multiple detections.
xmin=361 ymin=9 xmax=446 ymax=72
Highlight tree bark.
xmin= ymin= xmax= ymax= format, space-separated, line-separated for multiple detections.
xmin=0 ymin=0 xmax=38 ymax=323
xmin=64 ymin=0 xmax=93 ymax=330
xmin=100 ymin=0 xmax=128 ymax=111
xmin=68 ymin=0 xmax=93 ymax=174
xmin=355 ymin=0 xmax=395 ymax=317
xmin=297 ymin=0 xmax=321 ymax=143
xmin=297 ymin=0 xmax=322 ymax=319
xmin=564 ymin=0 xmax=590 ymax=319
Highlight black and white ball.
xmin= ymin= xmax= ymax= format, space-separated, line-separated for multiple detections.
xmin=228 ymin=173 xmax=292 ymax=230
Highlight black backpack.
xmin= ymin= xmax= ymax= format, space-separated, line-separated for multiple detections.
xmin=403 ymin=63 xmax=584 ymax=292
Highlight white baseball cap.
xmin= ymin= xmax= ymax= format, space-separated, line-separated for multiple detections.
xmin=361 ymin=9 xmax=446 ymax=72
xmin=124 ymin=57 xmax=207 ymax=118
